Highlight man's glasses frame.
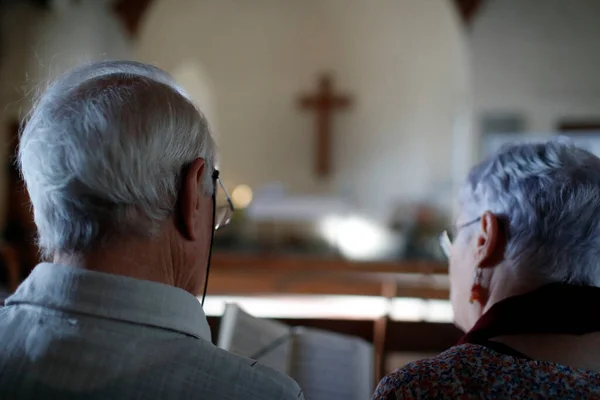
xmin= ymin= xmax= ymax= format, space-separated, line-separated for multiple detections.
xmin=213 ymin=170 xmax=235 ymax=230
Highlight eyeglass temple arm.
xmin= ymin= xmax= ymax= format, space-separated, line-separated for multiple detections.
xmin=212 ymin=170 xmax=236 ymax=211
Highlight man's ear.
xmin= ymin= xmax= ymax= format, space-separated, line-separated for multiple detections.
xmin=178 ymin=158 xmax=206 ymax=240
xmin=475 ymin=211 xmax=506 ymax=268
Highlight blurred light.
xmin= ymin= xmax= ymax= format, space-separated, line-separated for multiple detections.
xmin=232 ymin=184 xmax=253 ymax=209
xmin=319 ymin=216 xmax=341 ymax=244
xmin=390 ymin=298 xmax=426 ymax=321
xmin=202 ymin=295 xmax=387 ymax=319
xmin=425 ymin=300 xmax=454 ymax=323
xmin=201 ymin=295 xmax=453 ymax=322
xmin=318 ymin=215 xmax=395 ymax=260
xmin=390 ymin=298 xmax=454 ymax=323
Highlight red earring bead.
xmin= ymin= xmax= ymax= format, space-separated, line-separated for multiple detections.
xmin=469 ymin=283 xmax=487 ymax=305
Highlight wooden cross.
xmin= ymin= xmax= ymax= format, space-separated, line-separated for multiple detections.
xmin=298 ymin=73 xmax=353 ymax=178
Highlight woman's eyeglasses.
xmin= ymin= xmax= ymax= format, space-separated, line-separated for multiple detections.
xmin=439 ymin=217 xmax=481 ymax=258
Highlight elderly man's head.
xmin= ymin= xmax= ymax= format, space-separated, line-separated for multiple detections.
xmin=19 ymin=60 xmax=218 ymax=295
xmin=448 ymin=139 xmax=600 ymax=330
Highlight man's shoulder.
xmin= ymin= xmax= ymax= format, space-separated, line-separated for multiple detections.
xmin=185 ymin=339 xmax=304 ymax=400
xmin=215 ymin=345 xmax=303 ymax=397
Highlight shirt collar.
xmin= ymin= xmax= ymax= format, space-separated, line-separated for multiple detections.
xmin=6 ymin=263 xmax=212 ymax=341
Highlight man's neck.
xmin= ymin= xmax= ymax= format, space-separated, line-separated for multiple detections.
xmin=54 ymin=235 xmax=177 ymax=287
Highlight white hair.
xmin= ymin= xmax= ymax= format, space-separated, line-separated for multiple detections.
xmin=19 ymin=60 xmax=216 ymax=258
xmin=460 ymin=138 xmax=600 ymax=286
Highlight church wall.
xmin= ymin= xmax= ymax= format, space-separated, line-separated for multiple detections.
xmin=137 ymin=0 xmax=471 ymax=221
xmin=471 ymin=0 xmax=600 ymax=140
xmin=0 ymin=0 xmax=131 ymax=231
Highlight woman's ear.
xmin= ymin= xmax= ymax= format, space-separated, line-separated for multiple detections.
xmin=474 ymin=211 xmax=506 ymax=268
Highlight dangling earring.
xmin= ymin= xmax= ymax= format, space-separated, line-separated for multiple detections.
xmin=469 ymin=267 xmax=487 ymax=305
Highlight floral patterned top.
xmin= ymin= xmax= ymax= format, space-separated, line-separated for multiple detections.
xmin=372 ymin=343 xmax=600 ymax=399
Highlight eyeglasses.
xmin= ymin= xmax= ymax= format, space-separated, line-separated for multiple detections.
xmin=439 ymin=217 xmax=481 ymax=258
xmin=213 ymin=170 xmax=235 ymax=230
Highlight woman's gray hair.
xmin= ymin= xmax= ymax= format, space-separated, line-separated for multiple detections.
xmin=19 ymin=60 xmax=216 ymax=258
xmin=460 ymin=138 xmax=600 ymax=286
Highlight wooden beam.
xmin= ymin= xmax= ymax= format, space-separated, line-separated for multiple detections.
xmin=373 ymin=282 xmax=397 ymax=385
xmin=209 ymin=253 xmax=448 ymax=299
xmin=207 ymin=269 xmax=449 ymax=299
xmin=452 ymin=0 xmax=484 ymax=25
xmin=112 ymin=0 xmax=155 ymax=37
xmin=558 ymin=120 xmax=600 ymax=132
xmin=211 ymin=253 xmax=447 ymax=275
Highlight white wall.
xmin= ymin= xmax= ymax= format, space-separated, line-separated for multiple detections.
xmin=24 ymin=0 xmax=132 ymax=93
xmin=0 ymin=0 xmax=131 ymax=228
xmin=471 ymin=0 xmax=600 ymax=135
xmin=0 ymin=0 xmax=131 ymax=131
xmin=138 ymin=0 xmax=471 ymax=220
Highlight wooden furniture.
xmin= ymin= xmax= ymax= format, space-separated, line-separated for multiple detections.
xmin=208 ymin=252 xmax=452 ymax=381
xmin=208 ymin=252 xmax=449 ymax=298
xmin=558 ymin=120 xmax=600 ymax=132
xmin=207 ymin=315 xmax=461 ymax=354
xmin=0 ymin=243 xmax=20 ymax=292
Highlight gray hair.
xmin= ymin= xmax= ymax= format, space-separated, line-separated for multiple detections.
xmin=460 ymin=138 xmax=600 ymax=286
xmin=19 ymin=60 xmax=216 ymax=258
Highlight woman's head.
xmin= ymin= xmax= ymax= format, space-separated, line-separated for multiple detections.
xmin=449 ymin=138 xmax=600 ymax=331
